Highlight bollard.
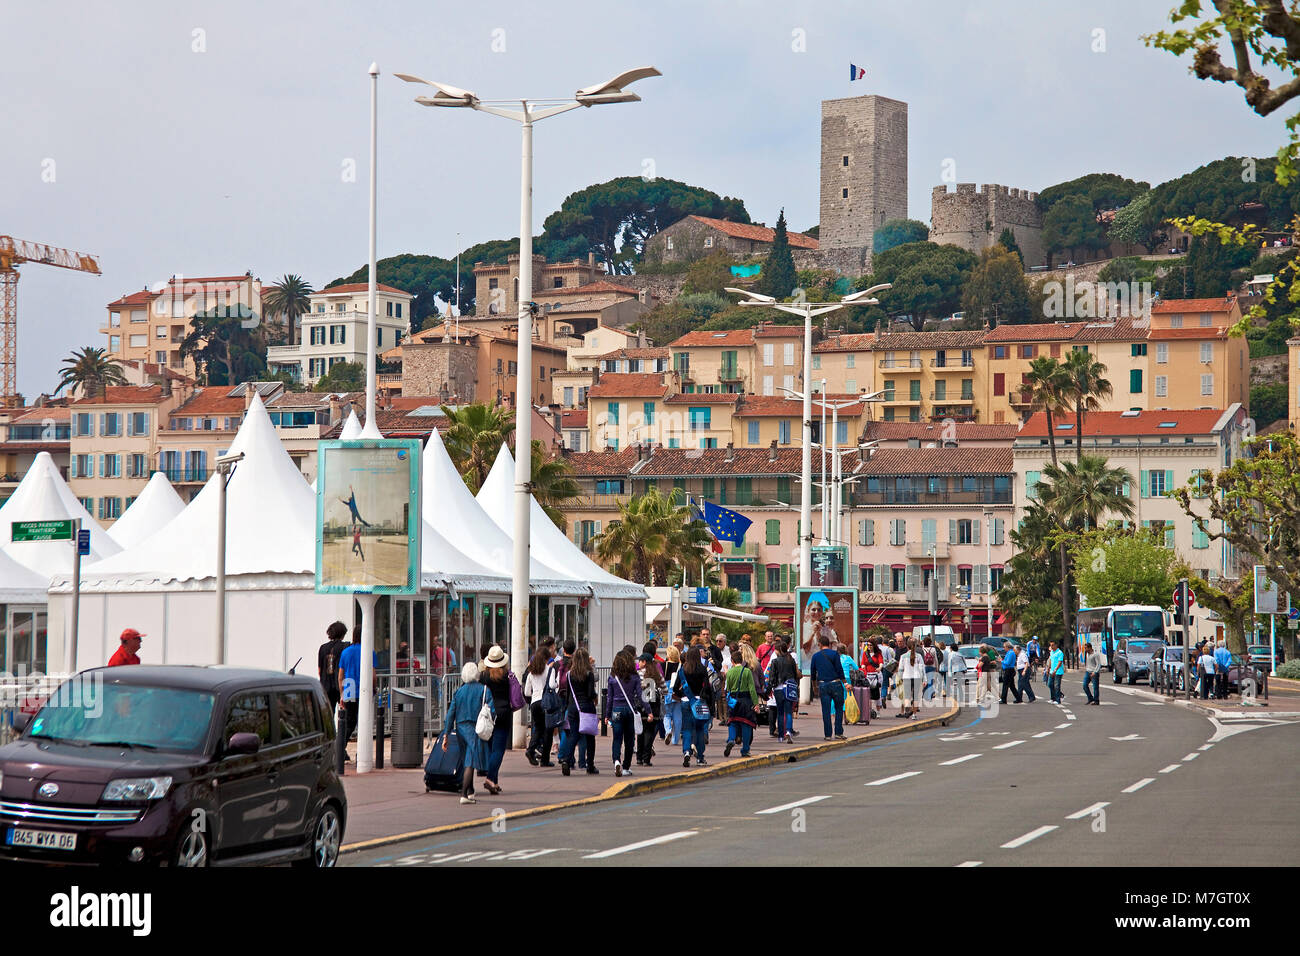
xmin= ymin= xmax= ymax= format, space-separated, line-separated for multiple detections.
xmin=336 ymin=705 xmax=347 ymax=775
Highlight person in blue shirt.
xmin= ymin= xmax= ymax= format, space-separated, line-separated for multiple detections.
xmin=1213 ymin=641 xmax=1232 ymax=699
xmin=338 ymin=485 xmax=372 ymax=527
xmin=1027 ymin=636 xmax=1041 ymax=669
xmin=337 ymin=627 xmax=378 ymax=768
xmin=1046 ymin=642 xmax=1066 ymax=703
xmin=999 ymin=642 xmax=1023 ymax=704
xmin=809 ymin=633 xmax=847 ymax=739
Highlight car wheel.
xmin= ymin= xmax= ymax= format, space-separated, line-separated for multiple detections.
xmin=1127 ymin=671 xmax=1137 ymax=685
xmin=293 ymin=803 xmax=342 ymax=869
xmin=174 ymin=827 xmax=209 ymax=867
xmin=1112 ymin=668 xmax=1121 ymax=684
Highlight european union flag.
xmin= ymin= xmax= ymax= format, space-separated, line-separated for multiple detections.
xmin=699 ymin=498 xmax=752 ymax=545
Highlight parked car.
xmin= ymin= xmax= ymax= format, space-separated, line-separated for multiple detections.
xmin=1225 ymin=654 xmax=1265 ymax=694
xmin=1150 ymin=646 xmax=1188 ymax=690
xmin=1247 ymin=644 xmax=1282 ymax=668
xmin=1113 ymin=638 xmax=1164 ymax=684
xmin=0 ymin=666 xmax=345 ymax=867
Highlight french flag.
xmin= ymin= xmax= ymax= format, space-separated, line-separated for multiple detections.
xmin=850 ymin=63 xmax=866 ymax=81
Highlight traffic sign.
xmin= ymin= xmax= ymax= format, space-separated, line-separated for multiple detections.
xmin=1288 ymin=606 xmax=1298 ymax=622
xmin=76 ymin=529 xmax=91 ymax=556
xmin=10 ymin=519 xmax=74 ymax=542
xmin=1173 ymin=584 xmax=1196 ymax=608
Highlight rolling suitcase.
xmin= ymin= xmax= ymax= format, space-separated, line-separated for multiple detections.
xmin=850 ymin=684 xmax=872 ymax=725
xmin=423 ymin=729 xmax=465 ymax=792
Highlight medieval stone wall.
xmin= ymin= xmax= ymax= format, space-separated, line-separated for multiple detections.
xmin=930 ymin=183 xmax=1046 ymax=266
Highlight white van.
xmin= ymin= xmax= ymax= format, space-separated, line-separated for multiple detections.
xmin=911 ymin=625 xmax=956 ymax=644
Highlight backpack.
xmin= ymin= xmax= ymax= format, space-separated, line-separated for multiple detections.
xmin=923 ymin=646 xmax=937 ymax=667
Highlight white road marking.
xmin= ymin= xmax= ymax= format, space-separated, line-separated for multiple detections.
xmin=993 ymin=739 xmax=1025 ymax=749
xmin=1123 ymin=778 xmax=1155 ymax=793
xmin=1055 ymin=723 xmax=1073 ymax=729
xmin=866 ymin=771 xmax=924 ymax=786
xmin=756 ymin=795 xmax=832 ymax=815
xmin=1109 ymin=734 xmax=1145 ymax=741
xmin=956 ymin=860 xmax=983 ymax=867
xmin=1198 ymin=744 xmax=1214 ymax=751
xmin=939 ymin=754 xmax=982 ymax=765
xmin=1066 ymin=801 xmax=1111 ymax=819
xmin=1139 ymin=701 xmax=1164 ymax=706
xmin=1001 ymin=825 xmax=1059 ymax=849
xmin=583 ymin=830 xmax=697 ymax=859
xmin=1158 ymin=764 xmax=1181 ymax=774
xmin=1100 ymin=702 xmax=1118 ymax=706
xmin=1182 ymin=752 xmax=1199 ymax=761
xmin=1067 ymin=714 xmax=1077 ymax=720
xmin=1032 ymin=731 xmax=1053 ymax=738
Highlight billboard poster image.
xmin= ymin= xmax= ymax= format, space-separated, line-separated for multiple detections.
xmin=794 ymin=586 xmax=859 ymax=670
xmin=316 ymin=440 xmax=421 ymax=594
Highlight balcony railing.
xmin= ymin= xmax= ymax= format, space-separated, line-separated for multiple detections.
xmin=930 ymin=358 xmax=975 ymax=369
xmin=850 ymin=489 xmax=1012 ymax=506
xmin=720 ymin=542 xmax=761 ymax=558
xmin=1010 ymin=390 xmax=1036 ymax=407
xmin=905 ymin=586 xmax=950 ymax=602
xmin=930 ymin=392 xmax=975 ymax=402
xmin=878 ymin=359 xmax=923 ymax=369
xmin=880 ymin=393 xmax=922 ymax=405
xmin=560 ymin=493 xmax=633 ymax=511
xmin=158 ymin=467 xmax=214 ymax=483
xmin=906 ymin=541 xmax=949 ymax=559
xmin=719 ymin=365 xmax=742 ymax=382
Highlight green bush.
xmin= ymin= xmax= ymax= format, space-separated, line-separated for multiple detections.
xmin=1275 ymin=659 xmax=1300 ymax=680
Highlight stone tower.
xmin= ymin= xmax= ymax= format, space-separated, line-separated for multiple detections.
xmin=818 ymin=94 xmax=908 ymax=274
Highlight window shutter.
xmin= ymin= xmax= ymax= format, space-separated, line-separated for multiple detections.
xmin=1026 ymin=471 xmax=1039 ymax=499
xmin=973 ymin=518 xmax=981 ymax=545
xmin=1164 ymin=471 xmax=1173 ymax=496
xmin=595 ymin=521 xmax=602 ymax=534
xmin=974 ymin=565 xmax=987 ymax=594
xmin=780 ymin=564 xmax=789 ymax=592
xmin=98 ymin=454 xmax=106 ymax=478
xmin=875 ymin=564 xmax=888 ymax=592
xmin=935 ymin=565 xmax=947 ymax=590
xmin=864 ymin=519 xmax=874 ymax=546
xmin=858 ymin=520 xmax=867 ymax=546
xmin=1165 ymin=524 xmax=1175 ymax=549
xmin=948 ymin=519 xmax=957 ymax=544
xmin=125 ymin=415 xmax=133 ymax=437
xmin=906 ymin=564 xmax=919 ymax=591
xmin=69 ymin=457 xmax=78 ymax=478
xmin=766 ymin=519 xmax=780 ymax=546
xmin=1140 ymin=470 xmax=1149 ymax=498
xmin=993 ymin=518 xmax=1004 ymax=545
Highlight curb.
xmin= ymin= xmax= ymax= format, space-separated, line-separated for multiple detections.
xmin=340 ymin=701 xmax=960 ymax=855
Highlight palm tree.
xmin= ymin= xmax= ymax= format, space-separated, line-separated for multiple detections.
xmin=1022 ymin=357 xmax=1071 ymax=465
xmin=1037 ymin=454 xmax=1136 ymax=656
xmin=262 ymin=274 xmax=315 ymax=347
xmin=441 ymin=403 xmax=515 ymax=493
xmin=55 ymin=346 xmax=127 ymax=399
xmin=529 ymin=440 xmax=581 ymax=532
xmin=1062 ymin=350 xmax=1112 ymax=462
xmin=590 ymin=488 xmax=712 ymax=586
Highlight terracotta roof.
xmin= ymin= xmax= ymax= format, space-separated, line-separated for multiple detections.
xmin=814 ymin=333 xmax=875 ymax=353
xmin=1017 ymin=409 xmax=1229 ymax=438
xmin=544 ymin=280 xmax=640 ymax=297
xmin=735 ymin=394 xmax=865 ymax=417
xmin=669 ymin=329 xmax=756 ymax=348
xmin=565 ymin=446 xmax=827 ymax=478
xmin=1147 ymin=327 xmax=1229 ymax=340
xmin=593 ymin=347 xmax=669 ymax=361
xmin=121 ymin=360 xmax=197 ymax=384
xmin=863 ymin=421 xmax=1020 ymax=442
xmin=983 ymin=322 xmax=1089 ymax=343
xmin=873 ymin=330 xmax=986 ymax=350
xmin=322 ymin=410 xmax=451 ymax=439
xmin=663 ymin=393 xmax=741 ymax=405
xmin=9 ymin=405 xmax=71 ymax=423
xmin=107 ymin=289 xmax=158 ymax=307
xmin=169 ymin=388 xmax=248 ymax=417
xmin=72 ymin=385 xmax=169 ymax=406
xmin=561 ymin=409 xmax=588 ymax=428
xmin=587 ymin=373 xmax=668 ymax=399
xmin=685 ymin=216 xmax=820 ymax=251
xmin=1072 ymin=317 xmax=1144 ymax=342
xmin=752 ymin=325 xmax=806 ymax=339
xmin=1151 ymin=297 xmax=1236 ymax=314
xmin=266 ymin=390 xmax=363 ymax=408
xmin=860 ymin=448 xmax=1014 ymax=476
xmin=317 ymin=282 xmax=412 ymax=298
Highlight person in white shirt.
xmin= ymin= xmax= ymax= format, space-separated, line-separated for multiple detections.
xmin=947 ymin=643 xmax=968 ymax=702
xmin=523 ymin=645 xmax=560 ymax=766
xmin=1016 ymin=646 xmax=1037 ymax=703
xmin=897 ymin=639 xmax=927 ymax=719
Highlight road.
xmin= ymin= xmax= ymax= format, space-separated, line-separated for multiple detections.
xmin=346 ymin=676 xmax=1299 ymax=867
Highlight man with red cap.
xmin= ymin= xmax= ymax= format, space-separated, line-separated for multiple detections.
xmin=108 ymin=629 xmax=144 ymax=667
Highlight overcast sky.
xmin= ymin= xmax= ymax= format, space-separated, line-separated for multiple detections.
xmin=2 ymin=0 xmax=1291 ymax=399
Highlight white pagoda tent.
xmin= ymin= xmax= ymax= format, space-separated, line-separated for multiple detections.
xmin=106 ymin=472 xmax=187 ymax=550
xmin=0 ymin=452 xmax=120 ymax=576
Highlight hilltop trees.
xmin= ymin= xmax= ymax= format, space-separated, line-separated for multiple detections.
xmin=756 ymin=209 xmax=797 ymax=299
xmin=857 ymin=241 xmax=977 ymax=331
xmin=961 ymin=243 xmax=1032 ymax=327
xmin=872 ymin=218 xmax=930 ymax=255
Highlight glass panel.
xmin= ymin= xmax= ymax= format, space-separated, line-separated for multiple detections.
xmin=395 ymin=598 xmax=410 ymax=675
xmin=0 ymin=609 xmax=8 ymax=672
xmin=413 ymin=599 xmax=427 ymax=671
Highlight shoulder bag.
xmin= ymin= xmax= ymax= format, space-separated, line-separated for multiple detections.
xmin=474 ymin=685 xmax=495 ymax=741
xmin=569 ymin=675 xmax=599 ymax=736
xmin=507 ymin=671 xmax=525 ymax=711
xmin=615 ymin=677 xmax=644 ymax=736
xmin=678 ymin=669 xmax=711 ymax=722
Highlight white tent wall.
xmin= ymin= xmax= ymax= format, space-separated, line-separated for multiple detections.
xmin=47 ymin=581 xmax=353 ymax=674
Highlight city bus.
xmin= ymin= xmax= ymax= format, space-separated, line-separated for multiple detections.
xmin=1074 ymin=604 xmax=1166 ymax=669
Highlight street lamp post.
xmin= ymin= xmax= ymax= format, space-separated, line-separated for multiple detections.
xmin=214 ymin=451 xmax=245 ymax=664
xmin=983 ymin=507 xmax=994 ymax=643
xmin=728 ymin=284 xmax=891 ymax=585
xmin=398 ymin=66 xmax=660 ymax=747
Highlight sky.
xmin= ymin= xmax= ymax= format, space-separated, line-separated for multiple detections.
xmin=2 ymin=0 xmax=1293 ymax=400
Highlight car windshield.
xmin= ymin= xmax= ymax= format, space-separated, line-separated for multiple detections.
xmin=1163 ymin=648 xmax=1184 ymax=661
xmin=959 ymin=647 xmax=981 ymax=658
xmin=28 ymin=683 xmax=216 ymax=753
xmin=1126 ymin=640 xmax=1162 ymax=653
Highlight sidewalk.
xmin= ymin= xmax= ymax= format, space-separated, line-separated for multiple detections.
xmin=339 ymin=695 xmax=960 ymax=852
xmin=1131 ymin=674 xmax=1300 ymax=718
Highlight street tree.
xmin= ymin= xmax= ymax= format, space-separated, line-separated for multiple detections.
xmin=262 ymin=274 xmax=315 ymax=347
xmin=312 ymin=361 xmax=364 ymax=393
xmin=1062 ymin=349 xmax=1113 ymax=461
xmin=180 ymin=305 xmax=267 ymax=386
xmin=529 ymin=440 xmax=581 ymax=532
xmin=1069 ymin=528 xmax=1180 ymax=609
xmin=1023 ymin=357 xmax=1073 ymax=466
xmin=590 ymin=488 xmax=713 ymax=586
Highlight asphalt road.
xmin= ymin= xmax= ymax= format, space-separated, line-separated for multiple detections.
xmin=346 ymin=676 xmax=1300 ymax=867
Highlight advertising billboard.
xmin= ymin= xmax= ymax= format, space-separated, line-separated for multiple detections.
xmin=315 ymin=440 xmax=421 ymax=594
xmin=794 ymin=586 xmax=859 ymax=670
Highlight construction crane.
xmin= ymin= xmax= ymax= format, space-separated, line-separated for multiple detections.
xmin=0 ymin=236 xmax=102 ymax=408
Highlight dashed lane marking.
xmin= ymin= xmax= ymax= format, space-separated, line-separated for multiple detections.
xmin=1158 ymin=764 xmax=1181 ymax=774
xmin=939 ymin=754 xmax=982 ymax=765
xmin=1198 ymin=744 xmax=1214 ymax=751
xmin=1032 ymin=731 xmax=1053 ymax=738
xmin=956 ymin=860 xmax=983 ymax=867
xmin=1066 ymin=801 xmax=1110 ymax=820
xmin=583 ymin=830 xmax=697 ymax=859
xmin=1123 ymin=778 xmax=1155 ymax=793
xmin=756 ymin=795 xmax=832 ymax=815
xmin=1001 ymin=825 xmax=1058 ymax=849
xmin=1182 ymin=752 xmax=1199 ymax=761
xmin=866 ymin=771 xmax=924 ymax=786
xmin=1055 ymin=723 xmax=1073 ymax=729
xmin=993 ymin=739 xmax=1025 ymax=750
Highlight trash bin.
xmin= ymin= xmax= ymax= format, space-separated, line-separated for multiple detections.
xmin=389 ymin=688 xmax=425 ymax=768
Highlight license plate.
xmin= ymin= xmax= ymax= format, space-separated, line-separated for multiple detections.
xmin=7 ymin=827 xmax=77 ymax=851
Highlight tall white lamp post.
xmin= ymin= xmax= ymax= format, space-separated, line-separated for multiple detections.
xmin=397 ymin=66 xmax=660 ymax=746
xmin=733 ymin=285 xmax=890 ymax=585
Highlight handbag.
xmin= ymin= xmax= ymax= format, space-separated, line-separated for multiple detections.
xmin=508 ymin=671 xmax=525 ymax=711
xmin=540 ymin=667 xmax=565 ymax=728
xmin=676 ymin=669 xmax=711 ymax=722
xmin=615 ymin=676 xmax=644 ymax=736
xmin=475 ymin=685 xmax=495 ymax=741
xmin=782 ymin=679 xmax=799 ymax=702
xmin=569 ymin=675 xmax=599 ymax=736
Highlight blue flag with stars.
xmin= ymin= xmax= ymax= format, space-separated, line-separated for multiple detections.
xmin=699 ymin=498 xmax=752 ymax=545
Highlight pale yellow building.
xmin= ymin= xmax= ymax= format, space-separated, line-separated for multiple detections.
xmin=732 ymin=394 xmax=867 ymax=449
xmin=668 ymin=323 xmax=805 ymax=397
xmin=1147 ymin=297 xmax=1249 ymax=415
xmin=870 ymin=330 xmax=985 ymax=424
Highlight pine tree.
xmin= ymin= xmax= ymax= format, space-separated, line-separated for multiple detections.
xmin=759 ymin=208 xmax=797 ymax=299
